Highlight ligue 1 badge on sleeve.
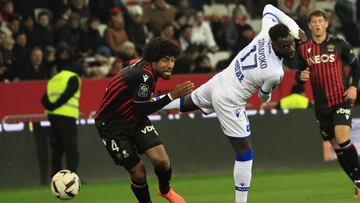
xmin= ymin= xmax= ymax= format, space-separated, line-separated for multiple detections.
xmin=138 ymin=83 xmax=149 ymax=97
xmin=327 ymin=44 xmax=335 ymax=52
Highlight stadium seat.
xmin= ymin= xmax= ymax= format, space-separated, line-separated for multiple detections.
xmin=207 ymin=51 xmax=231 ymax=68
xmin=210 ymin=4 xmax=229 ymax=17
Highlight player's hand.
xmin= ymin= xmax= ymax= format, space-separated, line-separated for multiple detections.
xmin=299 ymin=68 xmax=310 ymax=81
xmin=170 ymin=81 xmax=194 ymax=99
xmin=343 ymin=85 xmax=357 ymax=103
xmin=298 ymin=29 xmax=307 ymax=43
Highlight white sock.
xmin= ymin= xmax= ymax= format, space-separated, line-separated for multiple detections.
xmin=234 ymin=160 xmax=253 ymax=203
xmin=152 ymin=94 xmax=181 ymax=110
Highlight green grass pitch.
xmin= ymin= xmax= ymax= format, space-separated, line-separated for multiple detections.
xmin=1 ymin=168 xmax=360 ymax=203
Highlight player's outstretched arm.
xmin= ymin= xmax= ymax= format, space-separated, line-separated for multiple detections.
xmin=262 ymin=4 xmax=301 ymax=39
xmin=258 ymin=74 xmax=281 ymax=102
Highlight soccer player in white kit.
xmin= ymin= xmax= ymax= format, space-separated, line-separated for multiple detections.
xmin=160 ymin=4 xmax=307 ymax=203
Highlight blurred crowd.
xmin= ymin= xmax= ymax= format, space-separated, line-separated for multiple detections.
xmin=0 ymin=0 xmax=359 ymax=82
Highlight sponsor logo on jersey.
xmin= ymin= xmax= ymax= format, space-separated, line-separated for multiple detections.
xmin=141 ymin=125 xmax=158 ymax=135
xmin=327 ymin=44 xmax=335 ymax=52
xmin=307 ymin=54 xmax=335 ymax=65
xmin=138 ymin=83 xmax=149 ymax=97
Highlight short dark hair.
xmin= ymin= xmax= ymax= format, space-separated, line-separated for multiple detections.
xmin=307 ymin=10 xmax=327 ymax=23
xmin=142 ymin=37 xmax=180 ymax=62
xmin=269 ymin=23 xmax=291 ymax=42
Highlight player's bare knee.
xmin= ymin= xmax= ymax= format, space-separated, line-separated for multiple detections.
xmin=128 ymin=162 xmax=146 ymax=181
xmin=153 ymin=158 xmax=170 ymax=170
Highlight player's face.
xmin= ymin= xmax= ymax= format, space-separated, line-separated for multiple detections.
xmin=152 ymin=56 xmax=176 ymax=80
xmin=308 ymin=16 xmax=328 ymax=38
xmin=273 ymin=35 xmax=296 ymax=59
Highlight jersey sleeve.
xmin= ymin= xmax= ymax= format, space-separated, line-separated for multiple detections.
xmin=132 ymin=71 xmax=154 ymax=102
xmin=261 ymin=4 xmax=300 ymax=39
xmin=340 ymin=39 xmax=357 ymax=64
xmin=261 ymin=73 xmax=282 ymax=94
xmin=295 ymin=46 xmax=307 ymax=70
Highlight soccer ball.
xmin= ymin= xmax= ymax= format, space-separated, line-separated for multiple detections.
xmin=50 ymin=169 xmax=81 ymax=200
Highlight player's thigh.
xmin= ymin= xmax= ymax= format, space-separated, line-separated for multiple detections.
xmin=332 ymin=104 xmax=352 ymax=143
xmin=212 ymin=93 xmax=251 ymax=139
xmin=133 ymin=119 xmax=163 ymax=154
xmin=190 ymin=75 xmax=219 ymax=114
xmin=101 ymin=135 xmax=140 ymax=171
xmin=315 ymin=107 xmax=335 ymax=141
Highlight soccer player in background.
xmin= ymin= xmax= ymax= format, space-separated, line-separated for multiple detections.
xmin=296 ymin=10 xmax=360 ymax=197
xmin=159 ymin=4 xmax=306 ymax=203
xmin=94 ymin=37 xmax=194 ymax=203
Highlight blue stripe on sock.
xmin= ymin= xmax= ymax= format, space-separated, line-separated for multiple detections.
xmin=235 ymin=185 xmax=250 ymax=192
xmin=235 ymin=149 xmax=253 ymax=161
xmin=180 ymin=96 xmax=184 ymax=112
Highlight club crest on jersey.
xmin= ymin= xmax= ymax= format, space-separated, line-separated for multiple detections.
xmin=143 ymin=74 xmax=149 ymax=82
xmin=138 ymin=83 xmax=149 ymax=97
xmin=327 ymin=44 xmax=335 ymax=52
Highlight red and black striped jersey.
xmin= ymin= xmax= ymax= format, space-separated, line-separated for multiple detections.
xmin=95 ymin=59 xmax=157 ymax=126
xmin=296 ymin=35 xmax=358 ymax=108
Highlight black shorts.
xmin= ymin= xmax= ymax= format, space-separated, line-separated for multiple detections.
xmin=95 ymin=117 xmax=162 ymax=170
xmin=315 ymin=103 xmax=352 ymax=141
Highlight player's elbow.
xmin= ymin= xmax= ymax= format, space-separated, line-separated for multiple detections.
xmin=263 ymin=4 xmax=276 ymax=15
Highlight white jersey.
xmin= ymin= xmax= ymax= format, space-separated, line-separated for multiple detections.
xmin=189 ymin=4 xmax=300 ymax=138
xmin=221 ymin=4 xmax=300 ymax=103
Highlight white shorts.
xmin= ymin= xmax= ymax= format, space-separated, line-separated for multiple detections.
xmin=190 ymin=74 xmax=251 ymax=138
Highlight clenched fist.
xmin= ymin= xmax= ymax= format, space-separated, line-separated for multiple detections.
xmin=299 ymin=67 xmax=310 ymax=82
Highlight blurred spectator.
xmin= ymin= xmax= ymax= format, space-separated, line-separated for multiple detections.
xmin=21 ymin=15 xmax=35 ymax=48
xmin=55 ymin=42 xmax=75 ymax=72
xmin=173 ymin=44 xmax=198 ymax=74
xmin=192 ymin=54 xmax=213 ymax=73
xmin=143 ymin=0 xmax=177 ymax=36
xmin=1 ymin=0 xmax=19 ymax=23
xmin=7 ymin=15 xmax=21 ymax=36
xmin=20 ymin=47 xmax=49 ymax=80
xmin=160 ymin=23 xmax=179 ymax=46
xmin=12 ymin=32 xmax=29 ymax=69
xmin=79 ymin=17 xmax=105 ymax=56
xmin=55 ymin=13 xmax=84 ymax=53
xmin=191 ymin=10 xmax=218 ymax=52
xmin=32 ymin=11 xmax=54 ymax=50
xmin=70 ymin=0 xmax=91 ymax=19
xmin=324 ymin=8 xmax=336 ymax=35
xmin=118 ymin=41 xmax=139 ymax=63
xmin=177 ymin=0 xmax=195 ymax=20
xmin=54 ymin=6 xmax=72 ymax=30
xmin=178 ymin=24 xmax=192 ymax=51
xmin=209 ymin=14 xmax=226 ymax=50
xmin=0 ymin=62 xmax=8 ymax=82
xmin=278 ymin=83 xmax=311 ymax=109
xmin=126 ymin=5 xmax=148 ymax=55
xmin=89 ymin=0 xmax=124 ymax=23
xmin=106 ymin=57 xmax=123 ymax=77
xmin=87 ymin=46 xmax=113 ymax=78
xmin=293 ymin=4 xmax=311 ymax=39
xmin=236 ymin=24 xmax=256 ymax=52
xmin=173 ymin=12 xmax=188 ymax=38
xmin=104 ymin=7 xmax=128 ymax=54
xmin=44 ymin=46 xmax=57 ymax=76
xmin=335 ymin=0 xmax=360 ymax=46
xmin=0 ymin=30 xmax=14 ymax=73
xmin=224 ymin=6 xmax=248 ymax=50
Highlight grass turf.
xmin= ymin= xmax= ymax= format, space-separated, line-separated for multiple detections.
xmin=1 ymin=168 xmax=359 ymax=203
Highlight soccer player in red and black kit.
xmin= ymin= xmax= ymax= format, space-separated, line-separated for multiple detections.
xmin=94 ymin=37 xmax=194 ymax=203
xmin=296 ymin=10 xmax=360 ymax=197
